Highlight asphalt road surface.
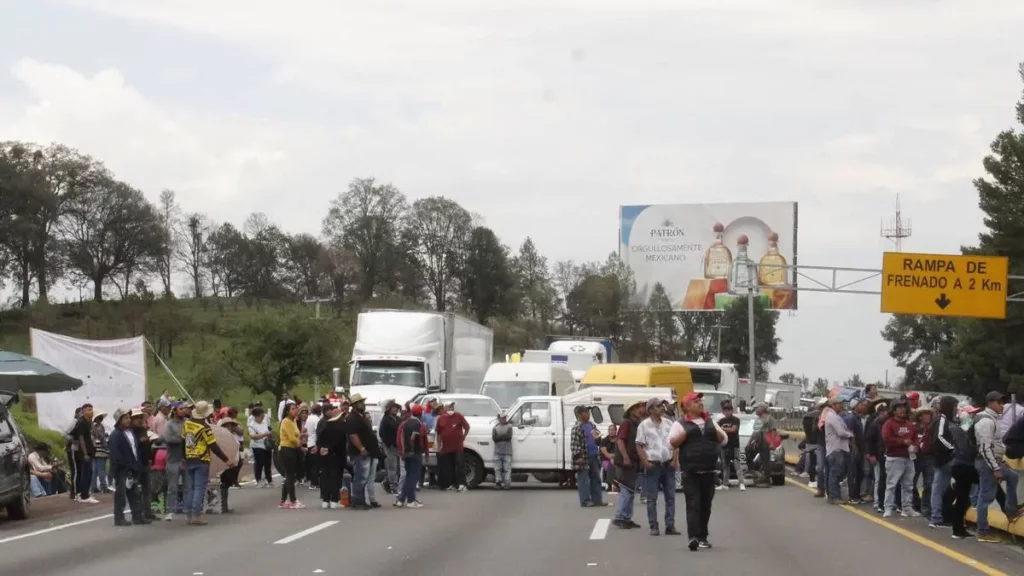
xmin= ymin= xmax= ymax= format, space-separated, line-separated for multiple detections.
xmin=2 ymin=479 xmax=1023 ymax=576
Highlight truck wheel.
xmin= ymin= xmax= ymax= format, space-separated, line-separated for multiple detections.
xmin=462 ymin=453 xmax=485 ymax=489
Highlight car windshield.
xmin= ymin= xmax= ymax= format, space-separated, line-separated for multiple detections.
xmin=480 ymin=381 xmax=549 ymax=408
xmin=701 ymin=391 xmax=733 ymax=413
xmin=738 ymin=417 xmax=757 ymax=436
xmin=351 ymin=361 xmax=425 ymax=388
xmin=447 ymin=399 xmax=501 ymax=417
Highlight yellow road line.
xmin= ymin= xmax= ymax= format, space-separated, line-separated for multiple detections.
xmin=784 ymin=478 xmax=1008 ymax=576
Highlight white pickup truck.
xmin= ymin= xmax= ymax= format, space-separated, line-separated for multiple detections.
xmin=422 ymin=387 xmax=674 ymax=488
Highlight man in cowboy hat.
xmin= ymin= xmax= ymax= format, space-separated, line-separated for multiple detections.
xmin=378 ymin=399 xmax=402 ymax=494
xmin=109 ymin=408 xmax=146 ymax=526
xmin=345 ymin=393 xmax=376 ymax=510
xmin=182 ymin=401 xmax=230 ymax=525
xmin=611 ymin=398 xmax=646 ymax=529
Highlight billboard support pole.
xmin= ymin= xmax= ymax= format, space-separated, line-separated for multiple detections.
xmin=747 ymin=264 xmax=757 ymax=390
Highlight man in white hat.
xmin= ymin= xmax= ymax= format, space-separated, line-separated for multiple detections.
xmin=182 ymin=401 xmax=230 ymax=525
xmin=345 ymin=393 xmax=378 ymax=509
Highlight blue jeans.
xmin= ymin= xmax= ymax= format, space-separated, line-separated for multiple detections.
xmin=643 ymin=462 xmax=676 ymax=529
xmin=815 ymin=443 xmax=827 ymax=495
xmin=613 ymin=466 xmax=636 ymax=521
xmin=494 ymin=454 xmax=513 ymax=486
xmin=351 ymin=455 xmax=371 ymax=506
xmin=30 ymin=475 xmax=49 ymax=497
xmin=183 ymin=460 xmax=210 ymax=518
xmin=399 ymin=456 xmax=421 ymax=503
xmin=975 ymin=459 xmax=1020 ymax=532
xmin=884 ymin=457 xmax=913 ymax=512
xmin=365 ymin=458 xmax=379 ymax=504
xmin=930 ymin=461 xmax=953 ymax=524
xmin=826 ymin=451 xmax=848 ymax=500
xmin=93 ymin=458 xmax=108 ymax=491
xmin=576 ymin=454 xmax=603 ymax=506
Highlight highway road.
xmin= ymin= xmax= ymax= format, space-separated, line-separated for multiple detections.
xmin=2 ymin=479 xmax=1022 ymax=576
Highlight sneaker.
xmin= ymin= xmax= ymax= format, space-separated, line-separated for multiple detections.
xmin=688 ymin=538 xmax=700 ymax=551
xmin=715 ymin=485 xmax=728 ymax=491
xmin=698 ymin=540 xmax=712 ymax=549
xmin=394 ymin=501 xmax=405 ymax=508
xmin=278 ymin=501 xmax=291 ymax=509
xmin=457 ymin=486 xmax=468 ymax=492
xmin=883 ymin=510 xmax=893 ymax=518
xmin=83 ymin=497 xmax=100 ymax=504
xmin=407 ymin=501 xmax=424 ymax=508
xmin=321 ymin=502 xmax=329 ymax=509
xmin=929 ymin=522 xmax=950 ymax=529
xmin=292 ymin=501 xmax=307 ymax=509
xmin=738 ymin=484 xmax=746 ymax=492
xmin=902 ymin=509 xmax=921 ymax=518
xmin=807 ymin=481 xmax=817 ymax=490
xmin=163 ymin=513 xmax=174 ymax=521
xmin=329 ymin=502 xmax=340 ymax=509
xmin=976 ymin=532 xmax=1000 ymax=543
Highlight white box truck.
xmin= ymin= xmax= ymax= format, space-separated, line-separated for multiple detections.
xmin=346 ymin=309 xmax=494 ymax=410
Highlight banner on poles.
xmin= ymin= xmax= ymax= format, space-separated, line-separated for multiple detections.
xmin=30 ymin=328 xmax=146 ymax=433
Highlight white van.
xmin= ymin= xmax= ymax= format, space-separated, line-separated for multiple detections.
xmin=479 ymin=362 xmax=577 ymax=409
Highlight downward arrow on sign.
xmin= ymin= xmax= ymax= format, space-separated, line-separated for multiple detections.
xmin=935 ymin=293 xmax=952 ymax=309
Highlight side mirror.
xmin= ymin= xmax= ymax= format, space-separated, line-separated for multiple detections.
xmin=522 ymin=416 xmax=538 ymax=426
xmin=426 ymin=382 xmax=442 ymax=392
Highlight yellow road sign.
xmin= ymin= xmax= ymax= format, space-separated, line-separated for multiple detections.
xmin=880 ymin=252 xmax=1008 ymax=319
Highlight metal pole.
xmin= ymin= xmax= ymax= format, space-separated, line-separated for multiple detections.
xmin=714 ymin=324 xmax=723 ymax=362
xmin=747 ymin=263 xmax=756 ymax=387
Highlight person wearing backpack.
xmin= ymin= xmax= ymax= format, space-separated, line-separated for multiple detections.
xmin=945 ymin=406 xmax=980 ymax=540
xmin=928 ymin=396 xmax=959 ymax=528
xmin=974 ymin=391 xmax=1022 ymax=542
xmin=1004 ymin=415 xmax=1024 ymax=460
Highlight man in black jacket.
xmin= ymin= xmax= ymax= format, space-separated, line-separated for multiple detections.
xmin=929 ymin=395 xmax=959 ymax=527
xmin=378 ymin=401 xmax=401 ymax=494
xmin=802 ymin=406 xmax=820 ymax=488
xmin=130 ymin=408 xmax=158 ymax=521
xmin=864 ymin=403 xmax=891 ymax=513
xmin=109 ymin=409 xmax=147 ymax=526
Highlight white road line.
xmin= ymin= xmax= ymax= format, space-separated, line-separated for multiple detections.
xmin=589 ymin=518 xmax=610 ymax=540
xmin=273 ymin=521 xmax=339 ymax=545
xmin=0 ymin=513 xmax=113 ymax=545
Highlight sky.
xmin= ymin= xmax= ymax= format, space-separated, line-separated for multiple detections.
xmin=1 ymin=0 xmax=1022 ymax=386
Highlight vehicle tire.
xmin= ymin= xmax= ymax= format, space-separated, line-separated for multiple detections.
xmin=771 ymin=473 xmax=785 ymax=486
xmin=462 ymin=452 xmax=485 ymax=489
xmin=6 ymin=473 xmax=31 ymax=520
xmin=532 ymin=471 xmax=561 ymax=483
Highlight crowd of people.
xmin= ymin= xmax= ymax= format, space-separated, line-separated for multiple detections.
xmin=800 ymin=384 xmax=1024 ymax=542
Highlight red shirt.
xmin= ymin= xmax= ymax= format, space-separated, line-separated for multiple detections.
xmin=436 ymin=412 xmax=469 ymax=454
xmin=881 ymin=416 xmax=916 ymax=458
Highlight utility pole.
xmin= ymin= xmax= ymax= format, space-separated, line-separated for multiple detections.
xmin=746 ymin=262 xmax=757 ymax=388
xmin=714 ymin=322 xmax=724 ymax=363
xmin=303 ymin=298 xmax=332 ymax=320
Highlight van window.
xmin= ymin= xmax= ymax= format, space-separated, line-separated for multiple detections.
xmin=590 ymin=407 xmax=604 ymax=424
xmin=511 ymin=401 xmax=552 ymax=427
xmin=481 ymin=381 xmax=550 ymax=408
xmin=607 ymin=404 xmax=625 ymax=424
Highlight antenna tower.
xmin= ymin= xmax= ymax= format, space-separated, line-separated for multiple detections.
xmin=881 ymin=193 xmax=912 ymax=252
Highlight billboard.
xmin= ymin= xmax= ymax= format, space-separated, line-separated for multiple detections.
xmin=619 ymin=202 xmax=798 ymax=311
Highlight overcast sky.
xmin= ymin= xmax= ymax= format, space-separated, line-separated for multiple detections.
xmin=2 ymin=0 xmax=1022 ymax=386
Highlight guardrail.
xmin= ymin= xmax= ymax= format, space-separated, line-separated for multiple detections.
xmin=780 ymin=429 xmax=1024 ymax=538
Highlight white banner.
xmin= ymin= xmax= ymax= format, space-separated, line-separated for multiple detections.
xmin=30 ymin=328 xmax=146 ymax=433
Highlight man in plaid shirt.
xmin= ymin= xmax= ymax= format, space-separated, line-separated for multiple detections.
xmin=571 ymin=405 xmax=606 ymax=507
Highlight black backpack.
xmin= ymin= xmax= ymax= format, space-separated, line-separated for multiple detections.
xmin=950 ymin=420 xmax=977 ymax=462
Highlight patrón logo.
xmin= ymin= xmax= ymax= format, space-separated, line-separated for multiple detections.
xmin=650 ymin=218 xmax=686 ymax=240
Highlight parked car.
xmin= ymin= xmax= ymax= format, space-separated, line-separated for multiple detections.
xmin=737 ymin=414 xmax=787 ymax=486
xmin=0 ymin=391 xmax=31 ymax=519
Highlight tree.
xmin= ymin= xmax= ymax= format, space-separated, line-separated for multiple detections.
xmin=176 ymin=213 xmax=211 ymax=298
xmin=881 ymin=315 xmax=954 ymax=390
xmin=811 ymin=377 xmax=830 ymax=397
xmin=844 ymin=374 xmax=865 ymax=388
xmin=778 ymin=373 xmax=796 ymax=384
xmin=460 ymin=226 xmax=516 ymax=324
xmin=59 ymin=175 xmax=164 ymax=301
xmin=406 ymin=196 xmax=473 ymax=311
xmin=219 ymin=311 xmax=341 ymax=405
xmin=646 ymin=283 xmax=680 ymax=361
xmin=717 ymin=297 xmax=781 ymax=381
xmin=514 ymin=238 xmax=556 ymax=323
xmin=154 ymin=189 xmax=180 ymax=297
xmin=676 ymin=312 xmax=722 ymax=363
xmin=322 ymin=177 xmax=407 ymax=301
xmin=206 ymin=223 xmax=247 ymax=298
xmin=237 ymin=212 xmax=286 ymax=304
xmin=283 ymin=233 xmax=327 ymax=299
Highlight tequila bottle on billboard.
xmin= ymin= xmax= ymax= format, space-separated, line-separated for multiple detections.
xmin=728 ymin=235 xmax=756 ymax=294
xmin=703 ymin=222 xmax=732 ymax=279
xmin=758 ymin=231 xmax=788 ymax=286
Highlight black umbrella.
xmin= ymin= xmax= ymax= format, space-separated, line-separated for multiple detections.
xmin=0 ymin=350 xmax=83 ymax=394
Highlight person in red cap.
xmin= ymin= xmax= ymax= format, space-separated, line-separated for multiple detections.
xmin=395 ymin=404 xmax=427 ymax=507
xmin=669 ymin=391 xmax=727 ymax=551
